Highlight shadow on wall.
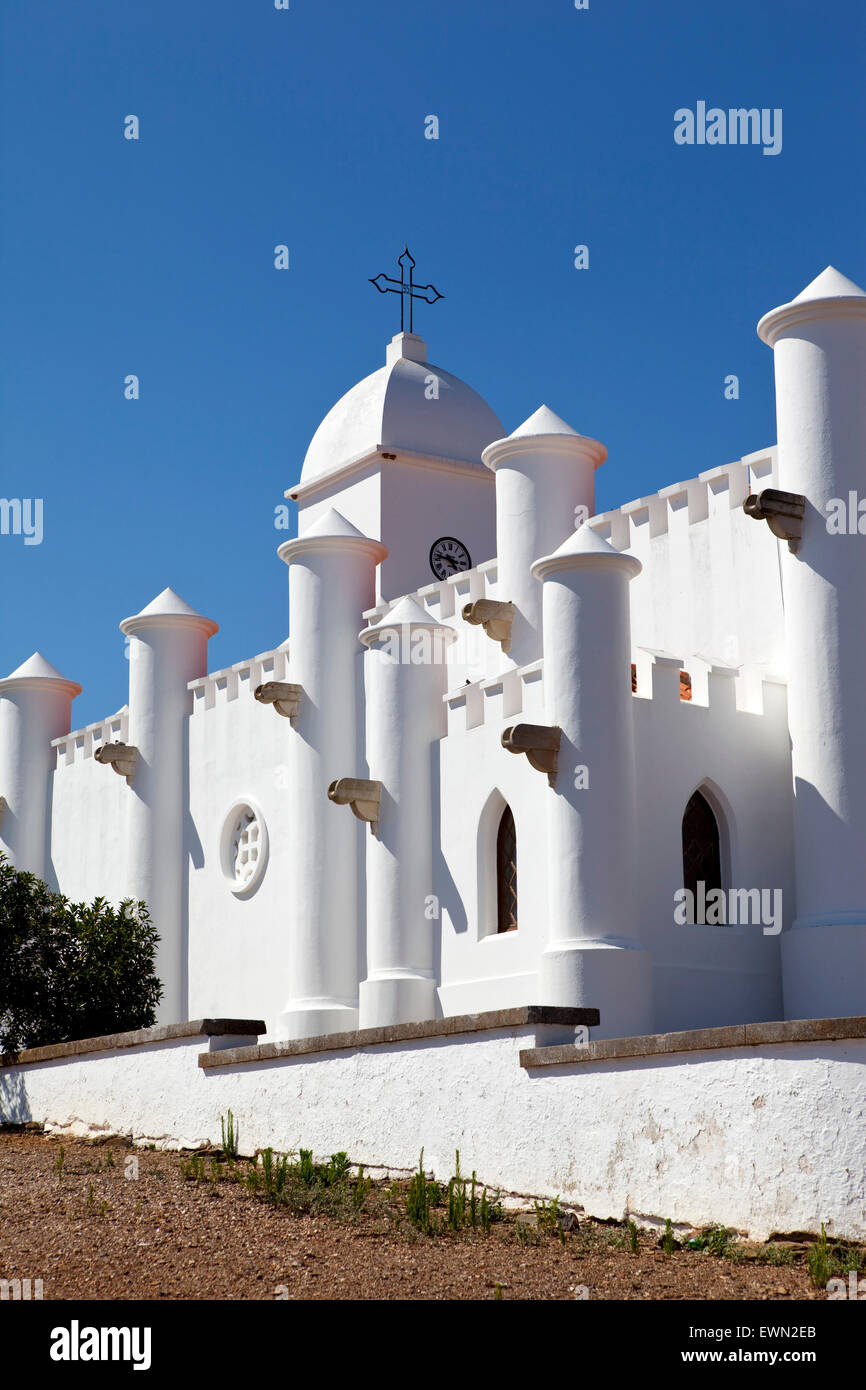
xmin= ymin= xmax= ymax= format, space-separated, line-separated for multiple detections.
xmin=42 ymin=762 xmax=62 ymax=893
xmin=792 ymin=773 xmax=861 ymax=917
xmin=431 ymin=748 xmax=464 ymax=990
xmin=0 ymin=1070 xmax=31 ymax=1125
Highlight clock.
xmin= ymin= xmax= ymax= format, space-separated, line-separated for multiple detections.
xmin=429 ymin=536 xmax=472 ymax=580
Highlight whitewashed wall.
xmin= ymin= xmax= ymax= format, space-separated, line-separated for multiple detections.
xmin=186 ymin=646 xmax=298 ymax=1032
xmin=48 ymin=708 xmax=131 ymax=904
xmin=591 ymin=449 xmax=784 ymax=678
xmin=3 ymin=1023 xmax=864 ymax=1242
xmin=633 ymin=671 xmax=793 ymax=1032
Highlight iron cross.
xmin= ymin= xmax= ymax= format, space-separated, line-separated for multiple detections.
xmin=369 ymin=247 xmax=444 ymax=334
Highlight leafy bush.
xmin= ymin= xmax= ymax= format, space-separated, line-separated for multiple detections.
xmin=0 ymin=854 xmax=162 ymax=1052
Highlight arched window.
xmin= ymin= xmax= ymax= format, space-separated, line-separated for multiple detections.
xmin=496 ymin=806 xmax=517 ymax=933
xmin=682 ymin=789 xmax=722 ymax=923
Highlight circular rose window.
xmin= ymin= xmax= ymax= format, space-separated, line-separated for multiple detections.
xmin=219 ymin=798 xmax=268 ymax=895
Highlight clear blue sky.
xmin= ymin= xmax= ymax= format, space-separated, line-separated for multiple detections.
xmin=2 ymin=0 xmax=864 ymax=725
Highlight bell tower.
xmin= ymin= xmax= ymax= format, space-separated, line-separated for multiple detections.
xmin=285 ymin=253 xmax=504 ymax=602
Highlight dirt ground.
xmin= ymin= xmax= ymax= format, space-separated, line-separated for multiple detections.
xmin=0 ymin=1129 xmax=846 ymax=1301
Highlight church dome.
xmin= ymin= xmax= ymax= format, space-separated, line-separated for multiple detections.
xmin=299 ymin=333 xmax=505 ymax=485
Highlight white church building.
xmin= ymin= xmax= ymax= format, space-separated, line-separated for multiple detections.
xmin=2 ymin=264 xmax=866 ymax=1045
xmin=2 ymin=264 xmax=866 ymax=1241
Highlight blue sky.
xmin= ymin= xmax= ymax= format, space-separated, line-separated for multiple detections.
xmin=2 ymin=0 xmax=864 ymax=725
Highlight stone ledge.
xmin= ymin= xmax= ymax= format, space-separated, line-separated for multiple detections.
xmin=519 ymin=1015 xmax=866 ymax=1069
xmin=0 ymin=1019 xmax=267 ymax=1068
xmin=199 ymin=1006 xmax=600 ymax=1069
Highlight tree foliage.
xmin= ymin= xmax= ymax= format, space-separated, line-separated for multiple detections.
xmin=0 ymin=855 xmax=162 ymax=1053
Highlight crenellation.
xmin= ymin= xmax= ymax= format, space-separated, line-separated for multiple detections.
xmin=188 ymin=646 xmax=289 ymax=715
xmin=51 ymin=708 xmax=129 ymax=769
xmin=744 ymin=446 xmax=778 ymax=492
xmin=622 ymin=493 xmax=669 ymax=543
xmin=700 ymin=460 xmax=749 ymax=512
xmin=659 ymin=476 xmax=710 ymax=526
xmin=588 ymin=449 xmax=772 ymax=552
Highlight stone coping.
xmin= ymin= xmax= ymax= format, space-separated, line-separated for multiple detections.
xmin=199 ymin=1006 xmax=600 ymax=1069
xmin=519 ymin=1015 xmax=866 ymax=1069
xmin=0 ymin=1019 xmax=266 ymax=1068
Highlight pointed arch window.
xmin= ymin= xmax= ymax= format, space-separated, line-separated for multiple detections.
xmin=682 ymin=789 xmax=722 ymax=923
xmin=496 ymin=806 xmax=518 ymax=933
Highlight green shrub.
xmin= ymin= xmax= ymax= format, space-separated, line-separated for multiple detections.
xmin=0 ymin=855 xmax=161 ymax=1052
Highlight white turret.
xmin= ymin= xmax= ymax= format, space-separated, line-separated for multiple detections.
xmin=120 ymin=588 xmax=218 ymax=1024
xmin=359 ymin=595 xmax=455 ymax=1027
xmin=0 ymin=653 xmax=81 ymax=879
xmin=277 ymin=509 xmax=387 ymax=1039
xmin=758 ymin=266 xmax=866 ymax=1019
xmin=482 ymin=407 xmax=605 ymax=666
xmin=531 ymin=524 xmax=652 ymax=1038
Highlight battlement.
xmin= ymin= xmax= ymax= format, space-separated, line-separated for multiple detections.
xmin=188 ymin=644 xmax=289 ymax=714
xmin=588 ymin=448 xmax=777 ymax=550
xmin=443 ymin=649 xmax=787 ymax=737
xmin=363 ymin=447 xmax=779 ymax=634
xmin=362 ymin=560 xmax=495 ymax=627
xmin=51 ymin=707 xmax=130 ymax=769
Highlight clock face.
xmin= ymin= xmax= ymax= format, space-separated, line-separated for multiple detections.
xmin=429 ymin=536 xmax=472 ymax=580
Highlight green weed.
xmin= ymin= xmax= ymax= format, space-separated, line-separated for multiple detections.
xmin=406 ymin=1149 xmax=435 ymax=1235
xmin=220 ymin=1110 xmax=238 ymax=1160
xmin=661 ymin=1218 xmax=676 ymax=1255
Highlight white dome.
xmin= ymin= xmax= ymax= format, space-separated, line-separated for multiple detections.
xmin=299 ymin=334 xmax=505 ymax=484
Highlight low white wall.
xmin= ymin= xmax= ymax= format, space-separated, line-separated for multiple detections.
xmin=3 ymin=1022 xmax=864 ymax=1242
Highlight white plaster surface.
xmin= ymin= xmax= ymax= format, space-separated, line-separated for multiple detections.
xmin=3 ymin=1030 xmax=865 ymax=1242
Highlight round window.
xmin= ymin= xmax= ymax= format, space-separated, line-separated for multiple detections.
xmin=219 ymin=798 xmax=268 ymax=895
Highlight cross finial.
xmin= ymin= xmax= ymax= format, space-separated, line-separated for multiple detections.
xmin=369 ymin=246 xmax=444 ymax=334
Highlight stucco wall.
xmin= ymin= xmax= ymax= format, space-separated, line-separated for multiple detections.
xmin=186 ymin=647 xmax=297 ymax=1031
xmin=3 ymin=1016 xmax=864 ymax=1242
xmin=48 ymin=707 xmax=131 ymax=904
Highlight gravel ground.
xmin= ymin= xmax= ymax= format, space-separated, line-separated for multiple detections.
xmin=0 ymin=1130 xmax=841 ymax=1301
